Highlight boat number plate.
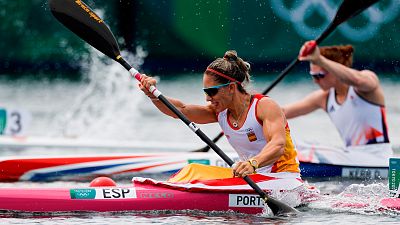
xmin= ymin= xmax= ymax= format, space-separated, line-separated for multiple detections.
xmin=70 ymin=188 xmax=137 ymax=199
xmin=342 ymin=168 xmax=388 ymax=179
xmin=228 ymin=194 xmax=265 ymax=208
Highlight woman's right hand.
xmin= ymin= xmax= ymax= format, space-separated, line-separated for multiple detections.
xmin=298 ymin=40 xmax=320 ymax=64
xmin=139 ymin=74 xmax=158 ymax=99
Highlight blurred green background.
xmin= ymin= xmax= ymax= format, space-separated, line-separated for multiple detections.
xmin=0 ymin=0 xmax=399 ymax=78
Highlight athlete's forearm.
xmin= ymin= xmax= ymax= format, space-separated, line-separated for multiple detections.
xmin=317 ymin=56 xmax=376 ymax=89
xmin=150 ymin=96 xmax=185 ymax=119
xmin=255 ymin=138 xmax=285 ymax=168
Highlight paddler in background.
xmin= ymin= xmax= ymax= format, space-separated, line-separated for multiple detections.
xmin=139 ymin=50 xmax=300 ymax=181
xmin=282 ymin=41 xmax=392 ymax=166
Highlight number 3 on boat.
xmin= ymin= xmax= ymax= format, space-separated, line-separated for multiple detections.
xmin=0 ymin=108 xmax=31 ymax=136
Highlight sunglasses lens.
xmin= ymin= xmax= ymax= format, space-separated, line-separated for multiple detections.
xmin=204 ymin=88 xmax=218 ymax=97
xmin=203 ymin=82 xmax=231 ymax=97
xmin=310 ymin=72 xmax=325 ymax=80
xmin=312 ymin=75 xmax=321 ymax=80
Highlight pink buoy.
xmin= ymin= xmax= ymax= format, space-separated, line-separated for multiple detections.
xmin=89 ymin=176 xmax=117 ymax=187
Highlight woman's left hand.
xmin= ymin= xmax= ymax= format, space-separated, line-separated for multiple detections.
xmin=232 ymin=161 xmax=255 ymax=177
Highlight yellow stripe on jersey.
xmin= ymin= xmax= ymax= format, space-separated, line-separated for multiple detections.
xmin=272 ymin=127 xmax=300 ymax=173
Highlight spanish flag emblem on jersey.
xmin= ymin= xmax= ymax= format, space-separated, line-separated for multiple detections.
xmin=246 ymin=128 xmax=257 ymax=142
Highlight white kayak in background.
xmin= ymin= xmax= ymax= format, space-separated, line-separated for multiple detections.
xmin=295 ymin=140 xmax=393 ymax=167
xmin=0 ymin=136 xmax=396 ymax=181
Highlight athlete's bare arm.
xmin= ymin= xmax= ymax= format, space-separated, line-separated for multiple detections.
xmin=282 ymin=90 xmax=328 ymax=118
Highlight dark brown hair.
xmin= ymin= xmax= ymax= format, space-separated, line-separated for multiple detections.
xmin=205 ymin=50 xmax=251 ymax=94
xmin=320 ymin=45 xmax=354 ymax=67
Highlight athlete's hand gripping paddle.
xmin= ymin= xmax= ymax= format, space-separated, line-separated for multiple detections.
xmin=299 ymin=41 xmax=317 ymax=58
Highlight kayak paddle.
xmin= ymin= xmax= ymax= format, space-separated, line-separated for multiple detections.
xmin=48 ymin=0 xmax=297 ymax=216
xmin=193 ymin=0 xmax=381 ymax=152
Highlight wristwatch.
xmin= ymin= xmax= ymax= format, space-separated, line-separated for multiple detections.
xmin=248 ymin=158 xmax=259 ymax=172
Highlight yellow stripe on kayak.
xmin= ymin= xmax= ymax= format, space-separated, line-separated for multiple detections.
xmin=168 ymin=163 xmax=233 ymax=183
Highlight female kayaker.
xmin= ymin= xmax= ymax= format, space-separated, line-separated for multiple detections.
xmin=139 ymin=50 xmax=300 ymax=179
xmin=282 ymin=41 xmax=392 ymax=161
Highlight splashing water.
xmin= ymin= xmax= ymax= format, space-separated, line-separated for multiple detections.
xmin=308 ymin=182 xmax=400 ymax=216
xmin=259 ymin=183 xmax=320 ymax=217
xmin=50 ymin=46 xmax=148 ymax=140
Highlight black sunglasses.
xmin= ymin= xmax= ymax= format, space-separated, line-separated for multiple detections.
xmin=203 ymin=82 xmax=231 ymax=97
xmin=309 ymin=71 xmax=326 ymax=80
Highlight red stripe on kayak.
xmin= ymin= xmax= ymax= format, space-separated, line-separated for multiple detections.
xmin=0 ymin=155 xmax=161 ymax=181
xmin=134 ymin=179 xmax=270 ymax=194
xmin=189 ymin=174 xmax=278 ymax=186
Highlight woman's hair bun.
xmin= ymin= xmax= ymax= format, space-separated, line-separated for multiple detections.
xmin=223 ymin=50 xmax=238 ymax=62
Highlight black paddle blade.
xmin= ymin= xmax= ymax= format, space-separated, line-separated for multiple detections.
xmin=49 ymin=0 xmax=121 ymax=60
xmin=333 ymin=0 xmax=379 ymax=25
xmin=267 ymin=197 xmax=299 ymax=216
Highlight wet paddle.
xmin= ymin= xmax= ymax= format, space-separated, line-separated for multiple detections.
xmin=48 ymin=0 xmax=297 ymax=216
xmin=193 ymin=0 xmax=380 ymax=152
